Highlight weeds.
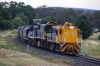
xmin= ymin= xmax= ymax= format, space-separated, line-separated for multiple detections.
xmin=0 ymin=61 xmax=7 ymax=66
xmin=4 ymin=34 xmax=13 ymax=39
xmin=62 ymin=59 xmax=70 ymax=64
xmin=43 ymin=57 xmax=53 ymax=62
xmin=11 ymin=30 xmax=17 ymax=34
xmin=0 ymin=44 xmax=18 ymax=51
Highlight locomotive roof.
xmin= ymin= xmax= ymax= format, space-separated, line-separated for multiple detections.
xmin=52 ymin=26 xmax=60 ymax=29
xmin=40 ymin=22 xmax=50 ymax=26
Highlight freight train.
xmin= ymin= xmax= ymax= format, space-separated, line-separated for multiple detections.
xmin=18 ymin=22 xmax=82 ymax=55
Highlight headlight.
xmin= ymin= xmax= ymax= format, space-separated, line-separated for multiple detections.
xmin=70 ymin=26 xmax=73 ymax=29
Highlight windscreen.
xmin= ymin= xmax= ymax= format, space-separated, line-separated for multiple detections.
xmin=44 ymin=25 xmax=52 ymax=33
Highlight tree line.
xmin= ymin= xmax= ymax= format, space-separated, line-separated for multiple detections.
xmin=0 ymin=2 xmax=100 ymax=39
xmin=0 ymin=1 xmax=36 ymax=29
xmin=36 ymin=5 xmax=100 ymax=28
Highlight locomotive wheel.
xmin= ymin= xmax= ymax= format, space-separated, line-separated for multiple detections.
xmin=40 ymin=40 xmax=44 ymax=48
xmin=46 ymin=42 xmax=49 ymax=49
xmin=48 ymin=43 xmax=52 ymax=50
xmin=57 ymin=45 xmax=60 ymax=52
xmin=73 ymin=49 xmax=78 ymax=55
xmin=31 ymin=40 xmax=35 ymax=46
xmin=42 ymin=43 xmax=44 ymax=48
xmin=21 ymin=38 xmax=23 ymax=41
xmin=40 ymin=41 xmax=42 ymax=47
xmin=50 ymin=43 xmax=54 ymax=50
xmin=48 ymin=43 xmax=54 ymax=50
xmin=45 ymin=42 xmax=49 ymax=49
xmin=35 ymin=41 xmax=38 ymax=46
xmin=29 ymin=39 xmax=32 ymax=45
xmin=55 ymin=45 xmax=60 ymax=52
xmin=42 ymin=41 xmax=46 ymax=48
xmin=49 ymin=44 xmax=53 ymax=50
xmin=38 ymin=41 xmax=40 ymax=47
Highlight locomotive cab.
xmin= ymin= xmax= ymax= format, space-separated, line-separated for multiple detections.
xmin=28 ymin=25 xmax=38 ymax=39
xmin=43 ymin=22 xmax=61 ymax=40
xmin=50 ymin=26 xmax=62 ymax=43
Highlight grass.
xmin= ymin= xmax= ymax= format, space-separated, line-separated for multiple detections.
xmin=0 ymin=29 xmax=100 ymax=65
xmin=82 ymin=32 xmax=100 ymax=58
xmin=62 ymin=59 xmax=70 ymax=64
xmin=0 ymin=61 xmax=7 ymax=66
xmin=0 ymin=44 xmax=17 ymax=50
xmin=0 ymin=30 xmax=70 ymax=66
xmin=0 ymin=29 xmax=100 ymax=66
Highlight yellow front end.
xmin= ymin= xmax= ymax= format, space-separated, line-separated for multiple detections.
xmin=48 ymin=22 xmax=81 ymax=55
xmin=63 ymin=29 xmax=78 ymax=43
xmin=59 ymin=24 xmax=81 ymax=54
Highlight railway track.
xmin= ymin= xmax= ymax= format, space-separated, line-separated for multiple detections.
xmin=76 ymin=54 xmax=100 ymax=65
xmin=17 ymin=38 xmax=100 ymax=65
xmin=33 ymin=45 xmax=100 ymax=65
xmin=30 ymin=43 xmax=100 ymax=65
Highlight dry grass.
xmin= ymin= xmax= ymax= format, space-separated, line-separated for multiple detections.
xmin=0 ymin=30 xmax=70 ymax=66
xmin=83 ymin=40 xmax=99 ymax=48
xmin=0 ymin=48 xmax=69 ymax=66
xmin=82 ymin=32 xmax=100 ymax=58
xmin=88 ymin=32 xmax=100 ymax=40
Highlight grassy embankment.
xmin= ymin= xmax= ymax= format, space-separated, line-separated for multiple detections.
xmin=82 ymin=32 xmax=100 ymax=58
xmin=0 ymin=30 xmax=70 ymax=66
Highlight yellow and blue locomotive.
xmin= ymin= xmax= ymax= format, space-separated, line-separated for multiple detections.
xmin=18 ymin=22 xmax=81 ymax=55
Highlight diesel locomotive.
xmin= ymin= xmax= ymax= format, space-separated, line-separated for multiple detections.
xmin=18 ymin=22 xmax=82 ymax=55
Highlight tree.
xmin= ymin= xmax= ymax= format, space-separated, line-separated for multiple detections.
xmin=0 ymin=17 xmax=3 ymax=29
xmin=13 ymin=17 xmax=24 ymax=28
xmin=10 ymin=5 xmax=36 ymax=24
xmin=74 ymin=15 xmax=93 ymax=39
xmin=24 ymin=5 xmax=36 ymax=24
xmin=9 ymin=1 xmax=18 ymax=9
xmin=98 ymin=35 xmax=100 ymax=40
xmin=13 ymin=13 xmax=29 ymax=28
xmin=0 ymin=9 xmax=11 ymax=20
xmin=18 ymin=2 xmax=25 ymax=8
xmin=0 ymin=19 xmax=13 ymax=30
xmin=92 ymin=11 xmax=100 ymax=28
xmin=42 ymin=16 xmax=57 ymax=22
xmin=15 ymin=13 xmax=29 ymax=25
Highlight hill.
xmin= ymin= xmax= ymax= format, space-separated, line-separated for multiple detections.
xmin=53 ymin=7 xmax=100 ymax=14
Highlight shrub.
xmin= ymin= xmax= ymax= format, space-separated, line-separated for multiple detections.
xmin=94 ymin=30 xmax=98 ymax=33
xmin=74 ymin=15 xmax=93 ymax=39
xmin=98 ymin=35 xmax=100 ymax=40
xmin=98 ymin=28 xmax=100 ymax=32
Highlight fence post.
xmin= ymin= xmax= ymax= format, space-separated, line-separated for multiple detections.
xmin=81 ymin=35 xmax=84 ymax=55
xmin=26 ymin=44 xmax=29 ymax=52
xmin=86 ymin=44 xmax=88 ymax=56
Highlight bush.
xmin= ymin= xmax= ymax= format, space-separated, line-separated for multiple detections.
xmin=93 ymin=30 xmax=98 ymax=33
xmin=74 ymin=15 xmax=93 ymax=39
xmin=98 ymin=28 xmax=100 ymax=32
xmin=98 ymin=35 xmax=100 ymax=40
xmin=0 ymin=44 xmax=17 ymax=50
xmin=0 ymin=20 xmax=13 ymax=30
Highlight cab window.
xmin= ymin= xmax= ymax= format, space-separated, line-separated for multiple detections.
xmin=59 ymin=29 xmax=62 ymax=35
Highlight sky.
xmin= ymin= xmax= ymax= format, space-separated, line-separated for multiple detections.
xmin=1 ymin=0 xmax=100 ymax=10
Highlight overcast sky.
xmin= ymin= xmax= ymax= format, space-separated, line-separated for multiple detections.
xmin=1 ymin=0 xmax=100 ymax=10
